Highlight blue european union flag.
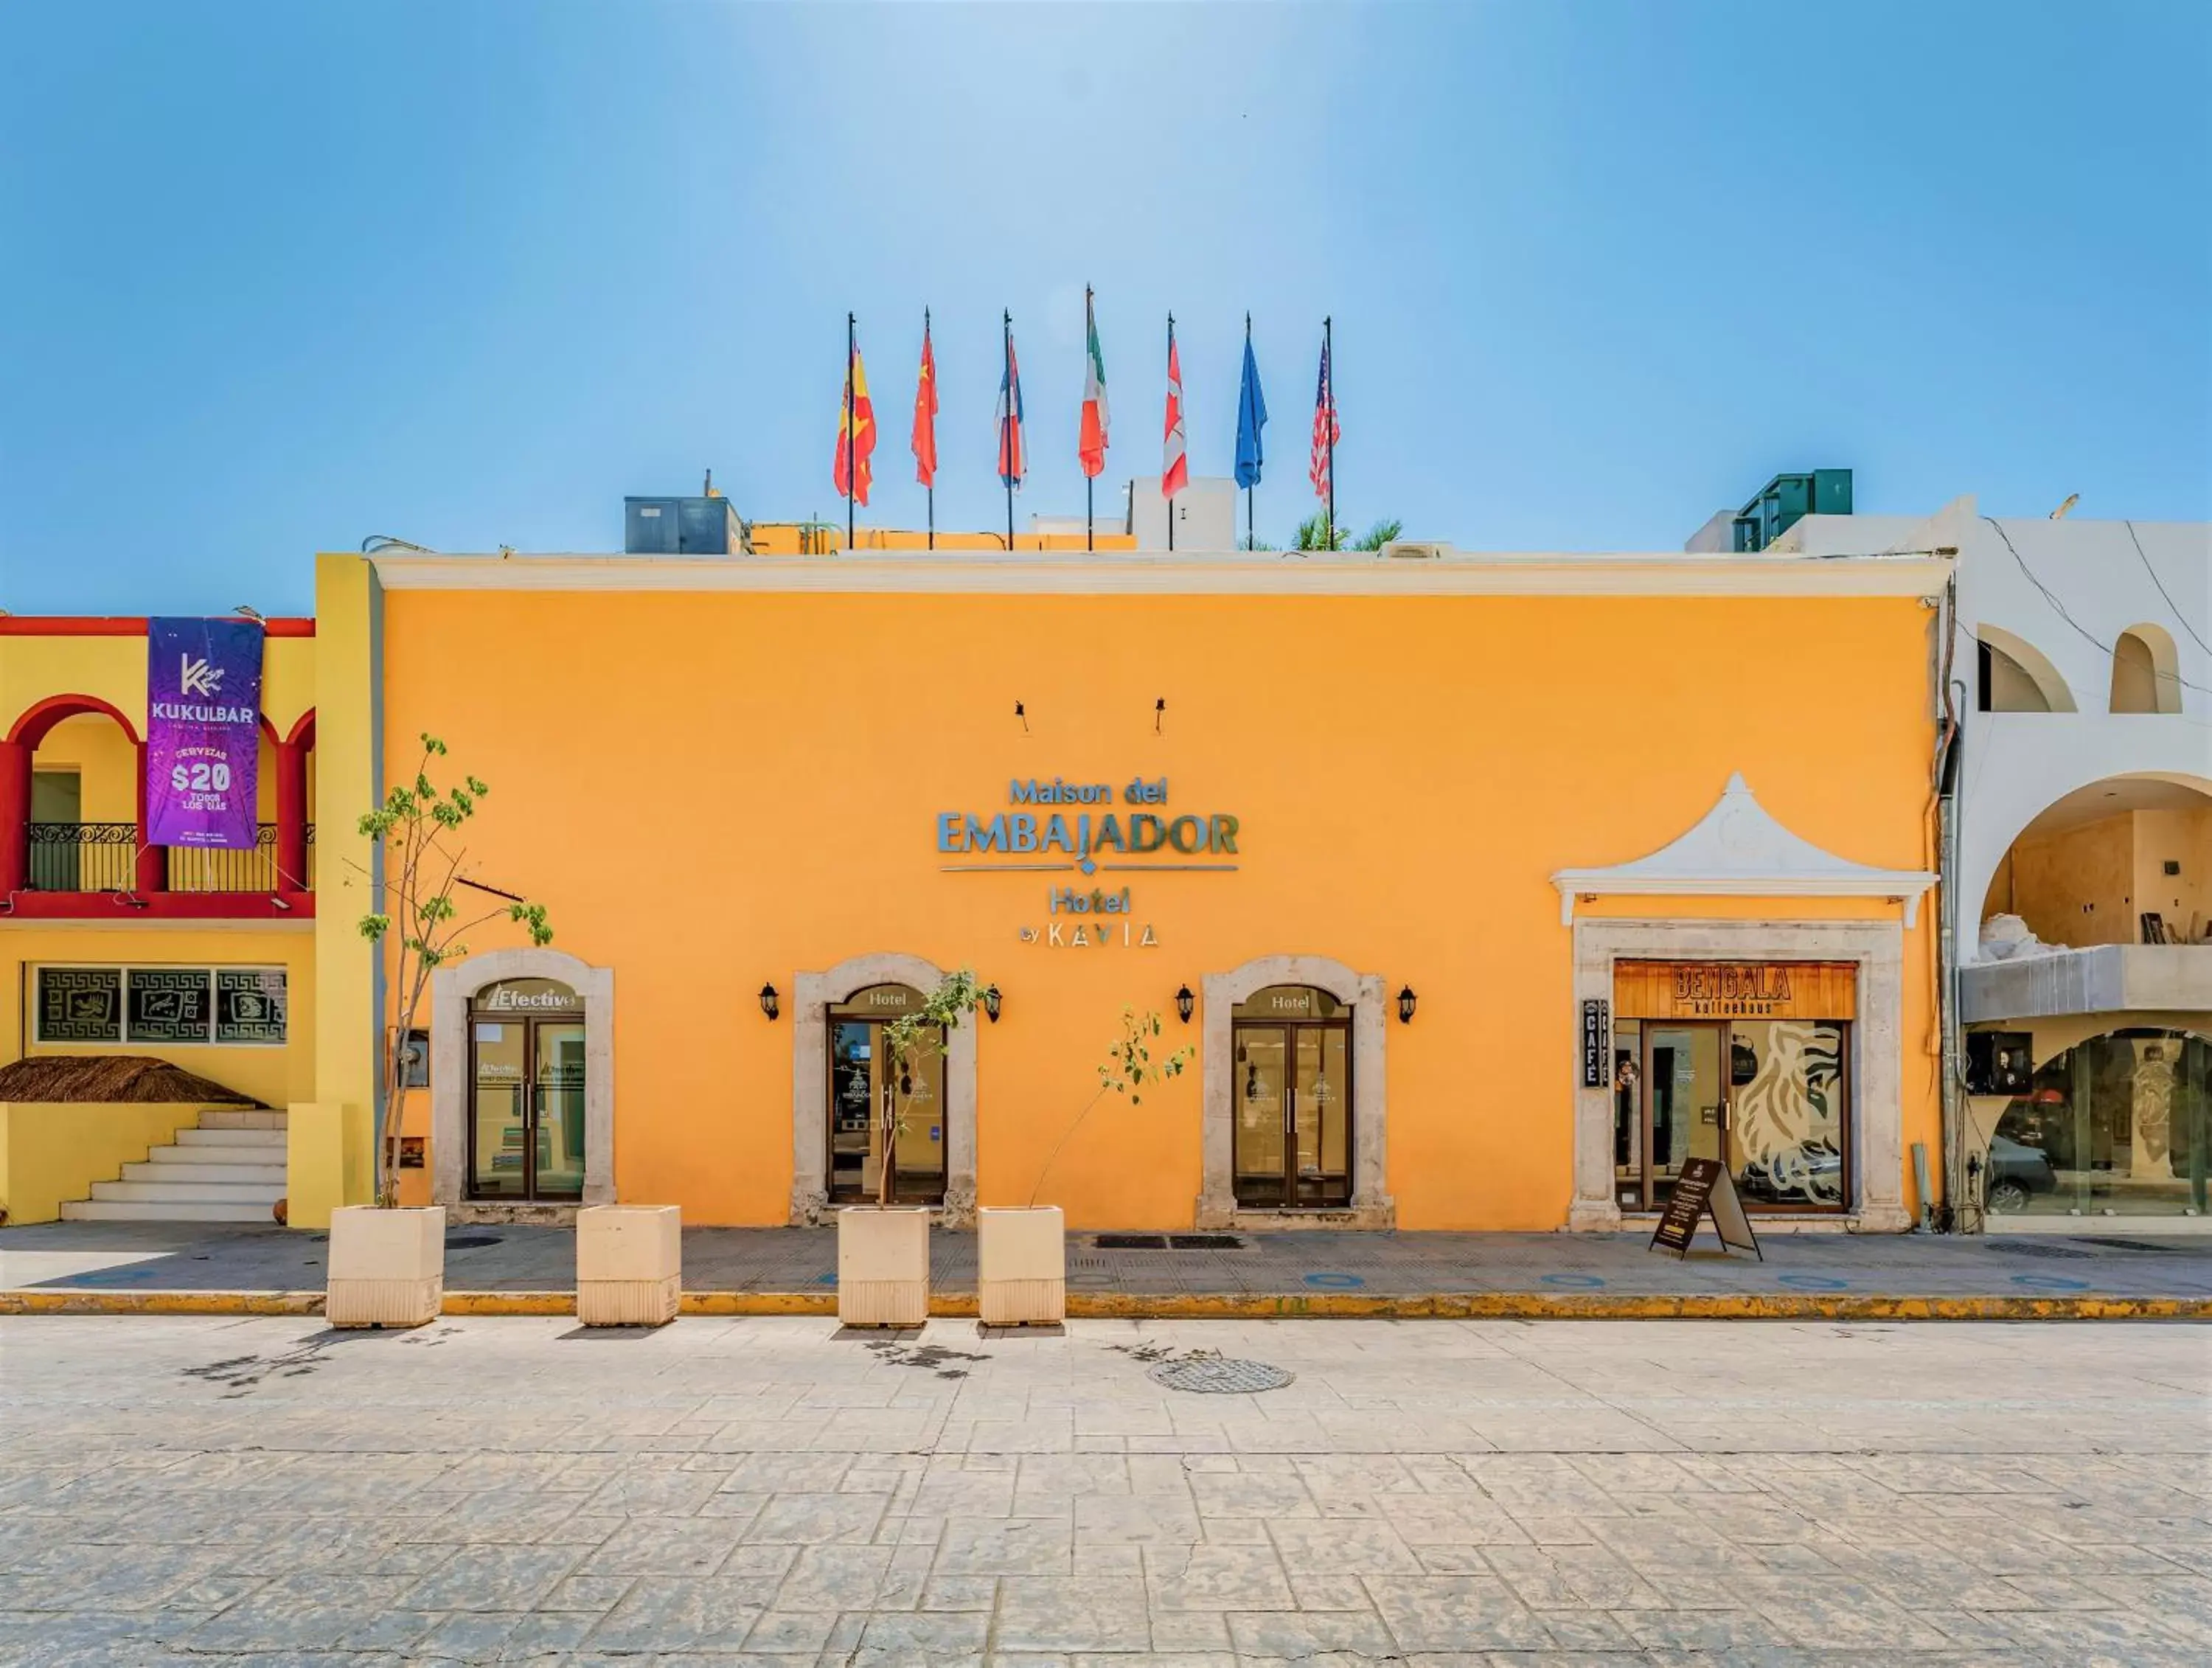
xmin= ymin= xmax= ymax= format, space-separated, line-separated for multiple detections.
xmin=1234 ymin=335 xmax=1267 ymax=489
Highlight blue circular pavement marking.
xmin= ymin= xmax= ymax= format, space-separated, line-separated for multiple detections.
xmin=2011 ymin=1273 xmax=2091 ymax=1291
xmin=1540 ymin=1273 xmax=1607 ymax=1289
xmin=1776 ymin=1273 xmax=1850 ymax=1291
xmin=1303 ymin=1272 xmax=1365 ymax=1290
xmin=814 ymin=1271 xmax=838 ymax=1286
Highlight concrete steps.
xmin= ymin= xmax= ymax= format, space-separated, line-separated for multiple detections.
xmin=60 ymin=1108 xmax=286 ymax=1223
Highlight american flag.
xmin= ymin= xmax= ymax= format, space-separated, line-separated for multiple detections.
xmin=1308 ymin=331 xmax=1340 ymax=503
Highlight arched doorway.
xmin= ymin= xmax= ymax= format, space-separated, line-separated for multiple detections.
xmin=430 ymin=948 xmax=614 ymax=1209
xmin=790 ymin=952 xmax=978 ymax=1224
xmin=826 ymin=984 xmax=948 ymax=1206
xmin=1198 ymin=954 xmax=1392 ymax=1227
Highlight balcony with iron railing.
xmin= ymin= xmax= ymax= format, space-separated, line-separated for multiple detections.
xmin=18 ymin=821 xmax=316 ymax=914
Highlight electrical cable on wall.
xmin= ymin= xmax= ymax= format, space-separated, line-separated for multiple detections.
xmin=2124 ymin=519 xmax=2211 ymax=657
xmin=1984 ymin=518 xmax=2211 ymax=698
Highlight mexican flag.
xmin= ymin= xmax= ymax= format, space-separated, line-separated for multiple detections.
xmin=1079 ymin=291 xmax=1109 ymax=479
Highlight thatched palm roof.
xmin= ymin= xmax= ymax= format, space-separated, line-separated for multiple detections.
xmin=0 ymin=1055 xmax=261 ymax=1105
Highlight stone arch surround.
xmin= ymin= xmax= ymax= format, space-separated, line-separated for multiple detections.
xmin=790 ymin=952 xmax=978 ymax=1226
xmin=429 ymin=946 xmax=615 ymax=1209
xmin=1197 ymin=953 xmax=1392 ymax=1229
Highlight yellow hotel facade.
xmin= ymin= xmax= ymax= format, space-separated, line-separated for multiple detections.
xmin=1 ymin=537 xmax=1947 ymax=1234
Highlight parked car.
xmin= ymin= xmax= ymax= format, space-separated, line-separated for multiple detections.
xmin=1736 ymin=1144 xmax=1844 ymax=1206
xmin=1983 ymin=1133 xmax=2058 ymax=1213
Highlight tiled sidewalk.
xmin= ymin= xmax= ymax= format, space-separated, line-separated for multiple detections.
xmin=1 ymin=1313 xmax=2208 ymax=1664
xmin=3 ymin=1220 xmax=2209 ymax=1306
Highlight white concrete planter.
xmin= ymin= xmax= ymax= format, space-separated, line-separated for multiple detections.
xmin=978 ymin=1205 xmax=1065 ymax=1326
xmin=325 ymin=1205 xmax=444 ymax=1328
xmin=577 ymin=1204 xmax=681 ymax=1326
xmin=837 ymin=1205 xmax=929 ymax=1327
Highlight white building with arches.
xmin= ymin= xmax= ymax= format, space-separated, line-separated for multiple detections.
xmin=1771 ymin=496 xmax=2211 ymax=1229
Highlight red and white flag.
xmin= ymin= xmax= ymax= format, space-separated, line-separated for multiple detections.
xmin=1308 ymin=330 xmax=1339 ymax=503
xmin=1161 ymin=322 xmax=1188 ymax=499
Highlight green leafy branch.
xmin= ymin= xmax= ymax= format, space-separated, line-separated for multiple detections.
xmin=353 ymin=732 xmax=554 ymax=1208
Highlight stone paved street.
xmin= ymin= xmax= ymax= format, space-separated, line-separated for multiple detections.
xmin=1 ymin=1315 xmax=2208 ymax=1664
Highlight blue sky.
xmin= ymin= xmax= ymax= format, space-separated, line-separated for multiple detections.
xmin=1 ymin=1 xmax=2206 ymax=614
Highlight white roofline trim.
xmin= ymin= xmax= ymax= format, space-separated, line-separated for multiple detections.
xmin=364 ymin=550 xmax=1952 ymax=600
xmin=1551 ymin=774 xmax=1936 ymax=927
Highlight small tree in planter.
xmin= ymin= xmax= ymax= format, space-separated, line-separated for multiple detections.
xmin=357 ymin=733 xmax=552 ymax=1210
xmin=975 ymin=1006 xmax=1193 ymax=1327
xmin=1029 ymin=1006 xmax=1194 ymax=1206
xmin=874 ymin=967 xmax=987 ymax=1208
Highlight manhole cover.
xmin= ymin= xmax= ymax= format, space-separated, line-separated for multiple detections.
xmin=444 ymin=1234 xmax=502 ymax=1250
xmin=1148 ymin=1355 xmax=1295 ymax=1394
xmin=1096 ymin=1234 xmax=1169 ymax=1250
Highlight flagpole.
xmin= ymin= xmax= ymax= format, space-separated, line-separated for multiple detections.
xmin=1166 ymin=313 xmax=1175 ymax=553
xmin=845 ymin=312 xmax=856 ymax=552
xmin=1244 ymin=312 xmax=1254 ymax=552
xmin=925 ymin=307 xmax=935 ymax=552
xmin=1004 ymin=309 xmax=1015 ymax=550
xmin=1324 ymin=316 xmax=1335 ymax=552
xmin=1085 ymin=285 xmax=1095 ymax=552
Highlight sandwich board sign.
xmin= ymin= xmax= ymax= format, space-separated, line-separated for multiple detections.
xmin=1648 ymin=1157 xmax=1763 ymax=1259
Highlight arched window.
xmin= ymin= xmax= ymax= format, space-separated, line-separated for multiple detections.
xmin=1974 ymin=626 xmax=2076 ymax=713
xmin=2111 ymin=625 xmax=2180 ymax=715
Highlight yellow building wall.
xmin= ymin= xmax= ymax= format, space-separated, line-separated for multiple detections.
xmin=1 ymin=630 xmax=316 ymax=741
xmin=2 ymin=926 xmax=317 ymax=1110
xmin=0 ymin=1101 xmax=209 ymax=1226
xmin=378 ymin=585 xmax=1939 ymax=1230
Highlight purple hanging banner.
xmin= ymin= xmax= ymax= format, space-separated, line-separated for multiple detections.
xmin=146 ymin=618 xmax=264 ymax=850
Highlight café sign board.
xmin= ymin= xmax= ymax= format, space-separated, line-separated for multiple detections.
xmin=1613 ymin=961 xmax=1856 ymax=1022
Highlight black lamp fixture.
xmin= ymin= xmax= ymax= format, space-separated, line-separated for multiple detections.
xmin=1397 ymin=984 xmax=1418 ymax=1024
xmin=1174 ymin=983 xmax=1195 ymax=1024
xmin=758 ymin=983 xmax=780 ymax=1021
xmin=982 ymin=984 xmax=1002 ymax=1023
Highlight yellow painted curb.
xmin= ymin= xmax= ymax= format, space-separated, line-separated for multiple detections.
xmin=3 ymin=1288 xmax=2207 ymax=1321
xmin=0 ymin=1289 xmax=324 ymax=1316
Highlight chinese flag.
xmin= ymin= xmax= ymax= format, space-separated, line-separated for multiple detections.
xmin=911 ymin=319 xmax=939 ymax=488
xmin=832 ymin=345 xmax=876 ymax=505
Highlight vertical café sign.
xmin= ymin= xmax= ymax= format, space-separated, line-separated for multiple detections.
xmin=145 ymin=617 xmax=264 ymax=851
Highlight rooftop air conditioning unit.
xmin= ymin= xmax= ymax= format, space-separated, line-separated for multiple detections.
xmin=1379 ymin=540 xmax=1450 ymax=560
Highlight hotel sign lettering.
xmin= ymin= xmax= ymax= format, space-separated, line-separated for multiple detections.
xmin=938 ymin=775 xmax=1240 ymax=951
xmin=1613 ymin=961 xmax=1857 ymax=1022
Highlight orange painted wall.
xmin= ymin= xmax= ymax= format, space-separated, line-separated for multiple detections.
xmin=380 ymin=588 xmax=1938 ymax=1229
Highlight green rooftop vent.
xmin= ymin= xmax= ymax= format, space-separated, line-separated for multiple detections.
xmin=1731 ymin=469 xmax=1852 ymax=552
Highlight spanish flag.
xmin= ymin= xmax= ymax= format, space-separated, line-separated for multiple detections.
xmin=833 ymin=338 xmax=876 ymax=506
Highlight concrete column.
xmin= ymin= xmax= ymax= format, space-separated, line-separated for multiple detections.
xmin=132 ymin=742 xmax=167 ymax=892
xmin=0 ymin=738 xmax=29 ymax=894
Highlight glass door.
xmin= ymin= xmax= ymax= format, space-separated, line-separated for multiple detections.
xmin=825 ymin=985 xmax=947 ymax=1205
xmin=470 ymin=1019 xmax=529 ymax=1198
xmin=468 ymin=1017 xmax=585 ymax=1200
xmin=1234 ymin=1026 xmax=1290 ymax=1206
xmin=1231 ymin=996 xmax=1353 ymax=1209
xmin=532 ymin=1021 xmax=587 ymax=1200
xmin=1643 ymin=1023 xmax=1724 ymax=1209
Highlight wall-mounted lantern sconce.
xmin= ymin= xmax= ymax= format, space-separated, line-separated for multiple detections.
xmin=758 ymin=983 xmax=780 ymax=1021
xmin=982 ymin=984 xmax=1002 ymax=1023
xmin=1397 ymin=984 xmax=1418 ymax=1024
xmin=1175 ymin=984 xmax=1195 ymax=1024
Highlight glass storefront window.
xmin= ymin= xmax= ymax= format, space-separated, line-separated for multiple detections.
xmin=1728 ymin=1020 xmax=1848 ymax=1208
xmin=1984 ymin=1030 xmax=2211 ymax=1217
